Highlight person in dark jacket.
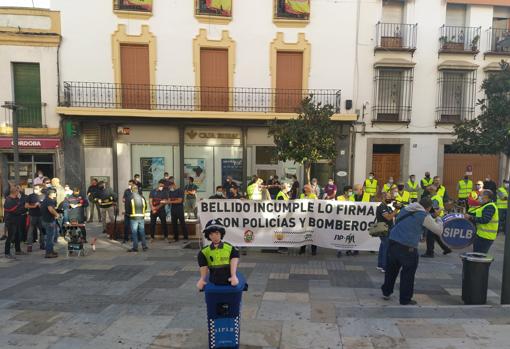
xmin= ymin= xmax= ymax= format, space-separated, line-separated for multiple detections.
xmin=381 ymin=198 xmax=443 ymax=305
xmin=96 ymin=181 xmax=118 ymax=234
xmin=376 ymin=192 xmax=398 ymax=272
xmin=65 ymin=187 xmax=89 ymax=242
xmin=126 ymin=185 xmax=148 ymax=252
xmin=87 ymin=178 xmax=101 ymax=222
xmin=122 ymin=180 xmax=135 ymax=243
xmin=25 ymin=184 xmax=46 ymax=251
xmin=3 ymin=186 xmax=26 ymax=258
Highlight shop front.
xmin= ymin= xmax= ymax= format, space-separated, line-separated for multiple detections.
xmin=0 ymin=136 xmax=61 ymax=220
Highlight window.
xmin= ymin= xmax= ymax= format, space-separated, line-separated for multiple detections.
xmin=437 ymin=70 xmax=476 ymax=123
xmin=200 ymin=48 xmax=229 ymax=111
xmin=382 ymin=0 xmax=404 ymax=24
xmin=275 ymin=51 xmax=304 ymax=113
xmin=275 ymin=0 xmax=310 ymax=20
xmin=114 ymin=0 xmax=152 ymax=13
xmin=489 ymin=7 xmax=510 ymax=53
xmin=373 ymin=68 xmax=413 ymax=123
xmin=12 ymin=63 xmax=42 ymax=128
xmin=195 ymin=0 xmax=232 ymax=17
xmin=120 ymin=44 xmax=151 ymax=109
xmin=256 ymin=147 xmax=278 ymax=165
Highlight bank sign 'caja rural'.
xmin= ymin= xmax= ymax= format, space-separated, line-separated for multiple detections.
xmin=441 ymin=214 xmax=476 ymax=249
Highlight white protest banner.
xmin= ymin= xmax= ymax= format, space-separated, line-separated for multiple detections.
xmin=198 ymin=199 xmax=380 ymax=251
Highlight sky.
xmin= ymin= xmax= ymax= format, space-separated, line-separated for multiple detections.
xmin=0 ymin=0 xmax=50 ymax=8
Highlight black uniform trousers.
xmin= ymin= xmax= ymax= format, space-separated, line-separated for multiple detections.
xmin=150 ymin=208 xmax=168 ymax=238
xmin=171 ymin=207 xmax=188 ymax=240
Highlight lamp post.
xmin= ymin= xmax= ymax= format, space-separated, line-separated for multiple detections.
xmin=1 ymin=102 xmax=20 ymax=184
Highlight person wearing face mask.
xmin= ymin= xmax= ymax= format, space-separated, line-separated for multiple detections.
xmin=209 ymin=186 xmax=226 ymax=199
xmin=41 ymin=177 xmax=53 ymax=195
xmin=405 ymin=175 xmax=419 ymax=203
xmin=40 ymin=189 xmax=60 ymax=258
xmin=457 ymin=172 xmax=473 ymax=210
xmin=51 ymin=178 xmax=65 ymax=207
xmin=465 ymin=190 xmax=499 ymax=253
xmin=497 ymin=179 xmax=508 ymax=235
xmin=468 ymin=181 xmax=484 ymax=209
xmin=382 ymin=177 xmax=396 ymax=196
xmin=133 ymin=174 xmax=143 ymax=195
xmin=420 ymin=172 xmax=433 ymax=194
xmin=336 ymin=185 xmax=353 ymax=201
xmin=275 ymin=182 xmax=291 ymax=201
xmin=64 ymin=185 xmax=73 ymax=198
xmin=25 ymin=184 xmax=46 ymax=252
xmin=421 ymin=185 xmax=451 ymax=258
xmin=290 ymin=175 xmax=300 ymax=200
xmin=230 ymin=184 xmax=244 ymax=199
xmin=310 ymin=178 xmax=322 ymax=198
xmin=364 ymin=172 xmax=378 ymax=202
xmin=395 ymin=183 xmax=410 ymax=207
xmin=122 ymin=180 xmax=135 ymax=243
xmin=149 ymin=179 xmax=169 ymax=240
xmin=184 ymin=177 xmax=198 ymax=219
xmin=376 ymin=192 xmax=399 ymax=272
xmin=299 ymin=184 xmax=318 ymax=256
xmin=65 ymin=187 xmax=89 ymax=242
xmin=351 ymin=184 xmax=371 ymax=202
xmin=87 ymin=178 xmax=101 ymax=223
xmin=223 ymin=176 xmax=234 ymax=199
xmin=432 ymin=176 xmax=448 ymax=201
xmin=168 ymin=180 xmax=189 ymax=243
xmin=323 ymin=178 xmax=337 ymax=200
xmin=96 ymin=181 xmax=118 ymax=235
xmin=33 ymin=170 xmax=45 ymax=186
xmin=247 ymin=177 xmax=263 ymax=200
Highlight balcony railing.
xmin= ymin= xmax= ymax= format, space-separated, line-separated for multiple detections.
xmin=375 ymin=22 xmax=417 ymax=52
xmin=372 ymin=68 xmax=414 ymax=123
xmin=61 ymin=82 xmax=341 ymax=114
xmin=3 ymin=102 xmax=45 ymax=128
xmin=439 ymin=25 xmax=481 ymax=53
xmin=436 ymin=70 xmax=477 ymax=124
xmin=486 ymin=28 xmax=510 ymax=54
xmin=114 ymin=0 xmax=152 ymax=13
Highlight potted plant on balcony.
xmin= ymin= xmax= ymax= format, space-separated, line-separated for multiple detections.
xmin=439 ymin=35 xmax=448 ymax=49
xmin=470 ymin=35 xmax=480 ymax=52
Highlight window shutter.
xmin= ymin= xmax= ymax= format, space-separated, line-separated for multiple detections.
xmin=13 ymin=63 xmax=42 ymax=127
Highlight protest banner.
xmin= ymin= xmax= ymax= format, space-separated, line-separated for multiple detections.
xmin=198 ymin=199 xmax=380 ymax=251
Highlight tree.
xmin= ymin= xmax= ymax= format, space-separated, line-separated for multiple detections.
xmin=268 ymin=96 xmax=337 ymax=184
xmin=452 ymin=60 xmax=510 ymax=176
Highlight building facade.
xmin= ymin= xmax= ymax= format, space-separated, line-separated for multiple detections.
xmin=52 ymin=0 xmax=357 ymax=198
xmin=353 ymin=0 xmax=507 ymax=195
xmin=0 ymin=7 xmax=62 ymax=218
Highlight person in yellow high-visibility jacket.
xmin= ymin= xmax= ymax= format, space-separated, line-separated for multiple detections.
xmin=497 ymin=180 xmax=509 ymax=235
xmin=405 ymin=174 xmax=419 ymax=203
xmin=363 ymin=172 xmax=378 ymax=202
xmin=465 ymin=190 xmax=499 ymax=253
xmin=337 ymin=185 xmax=353 ymax=201
xmin=382 ymin=177 xmax=397 ymax=196
xmin=395 ymin=183 xmax=410 ymax=207
xmin=457 ymin=173 xmax=473 ymax=209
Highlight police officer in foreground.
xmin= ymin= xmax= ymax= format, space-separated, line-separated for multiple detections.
xmin=465 ymin=190 xmax=499 ymax=254
xmin=196 ymin=220 xmax=240 ymax=290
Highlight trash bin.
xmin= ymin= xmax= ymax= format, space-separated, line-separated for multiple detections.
xmin=204 ymin=273 xmax=248 ymax=349
xmin=460 ymin=252 xmax=494 ymax=305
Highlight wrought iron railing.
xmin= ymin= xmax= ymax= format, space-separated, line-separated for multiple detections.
xmin=375 ymin=22 xmax=417 ymax=51
xmin=61 ymin=82 xmax=342 ymax=114
xmin=114 ymin=0 xmax=151 ymax=12
xmin=372 ymin=68 xmax=414 ymax=123
xmin=486 ymin=27 xmax=510 ymax=54
xmin=439 ymin=25 xmax=481 ymax=53
xmin=436 ymin=70 xmax=477 ymax=123
xmin=4 ymin=103 xmax=46 ymax=128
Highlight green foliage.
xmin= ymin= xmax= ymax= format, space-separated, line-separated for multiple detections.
xmin=452 ymin=61 xmax=510 ymax=156
xmin=268 ymin=96 xmax=338 ymax=183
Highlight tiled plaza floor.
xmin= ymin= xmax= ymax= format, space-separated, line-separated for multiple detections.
xmin=0 ymin=222 xmax=508 ymax=349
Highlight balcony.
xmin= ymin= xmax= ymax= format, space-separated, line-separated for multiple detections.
xmin=485 ymin=28 xmax=510 ymax=56
xmin=60 ymin=82 xmax=344 ymax=118
xmin=2 ymin=103 xmax=47 ymax=128
xmin=375 ymin=22 xmax=417 ymax=54
xmin=439 ymin=25 xmax=481 ymax=55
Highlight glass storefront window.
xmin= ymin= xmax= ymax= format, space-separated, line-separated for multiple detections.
xmin=131 ymin=144 xmax=178 ymax=192
xmin=256 ymin=146 xmax=278 ymax=165
xmin=5 ymin=153 xmax=54 ymax=188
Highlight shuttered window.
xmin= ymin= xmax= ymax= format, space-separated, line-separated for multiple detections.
xmin=275 ymin=51 xmax=303 ymax=113
xmin=82 ymin=124 xmax=112 ymax=148
xmin=12 ymin=63 xmax=42 ymax=127
xmin=120 ymin=44 xmax=151 ymax=109
xmin=382 ymin=1 xmax=404 ymax=23
xmin=445 ymin=4 xmax=466 ymax=27
xmin=200 ymin=48 xmax=229 ymax=111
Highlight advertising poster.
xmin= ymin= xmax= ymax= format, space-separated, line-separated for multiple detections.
xmin=122 ymin=0 xmax=153 ymax=11
xmin=221 ymin=159 xmax=243 ymax=187
xmin=140 ymin=157 xmax=165 ymax=190
xmin=184 ymin=158 xmax=207 ymax=192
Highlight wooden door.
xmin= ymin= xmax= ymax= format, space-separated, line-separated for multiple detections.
xmin=120 ymin=44 xmax=150 ymax=109
xmin=276 ymin=51 xmax=303 ymax=113
xmin=200 ymin=48 xmax=229 ymax=111
xmin=372 ymin=153 xmax=401 ymax=185
xmin=443 ymin=154 xmax=500 ymax=199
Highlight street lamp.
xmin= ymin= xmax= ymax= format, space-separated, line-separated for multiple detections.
xmin=1 ymin=102 xmax=21 ymax=184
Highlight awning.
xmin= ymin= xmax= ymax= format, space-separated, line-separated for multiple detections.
xmin=438 ymin=60 xmax=479 ymax=71
xmin=0 ymin=137 xmax=60 ymax=149
xmin=374 ymin=58 xmax=416 ymax=69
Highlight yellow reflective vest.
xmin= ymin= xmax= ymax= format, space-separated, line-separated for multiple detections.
xmin=349 ymin=193 xmax=371 ymax=202
xmin=383 ymin=183 xmax=396 ymax=193
xmin=337 ymin=194 xmax=349 ymax=201
xmin=395 ymin=191 xmax=410 ymax=206
xmin=200 ymin=242 xmax=234 ymax=268
xmin=458 ymin=180 xmax=473 ymax=199
xmin=497 ymin=186 xmax=508 ymax=209
xmin=275 ymin=191 xmax=289 ymax=201
xmin=299 ymin=193 xmax=318 ymax=199
xmin=474 ymin=202 xmax=499 ymax=241
xmin=421 ymin=177 xmax=433 ymax=188
xmin=406 ymin=180 xmax=418 ymax=199
xmin=431 ymin=194 xmax=445 ymax=217
xmin=437 ymin=185 xmax=446 ymax=198
xmin=364 ymin=179 xmax=378 ymax=196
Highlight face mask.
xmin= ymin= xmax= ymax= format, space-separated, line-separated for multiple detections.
xmin=38 ymin=174 xmax=43 ymax=178
xmin=505 ymin=183 xmax=509 ymax=188
xmin=476 ymin=185 xmax=482 ymax=190
xmin=216 ymin=191 xmax=223 ymax=196
xmin=169 ymin=188 xmax=175 ymax=192
xmin=388 ymin=180 xmax=394 ymax=184
xmin=397 ymin=186 xmax=404 ymax=191
xmin=347 ymin=191 xmax=353 ymax=196
xmin=369 ymin=176 xmax=373 ymax=180
xmin=425 ymin=174 xmax=430 ymax=178
xmin=45 ymin=183 xmax=51 ymax=188
xmin=485 ymin=178 xmax=489 ymax=182
xmin=158 ymin=187 xmax=164 ymax=191
xmin=410 ymin=178 xmax=415 ymax=182
xmin=328 ymin=181 xmax=333 ymax=185
xmin=34 ymin=189 xmax=41 ymax=195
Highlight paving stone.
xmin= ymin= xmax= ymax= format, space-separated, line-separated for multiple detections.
xmin=309 ymin=286 xmax=357 ymax=303
xmin=405 ymin=337 xmax=479 ymax=349
xmin=97 ymin=315 xmax=173 ymax=345
xmin=280 ymin=321 xmax=341 ymax=349
xmin=149 ymin=328 xmax=208 ymax=348
xmin=48 ymin=337 xmax=90 ymax=349
xmin=342 ymin=337 xmax=375 ymax=349
xmin=0 ymin=333 xmax=60 ymax=349
xmin=398 ymin=323 xmax=466 ymax=338
xmin=311 ymin=302 xmax=337 ymax=323
xmin=269 ymin=273 xmax=289 ymax=279
xmin=262 ymin=292 xmax=286 ymax=301
xmin=257 ymin=301 xmax=310 ymax=321
xmin=370 ymin=336 xmax=409 ymax=349
xmin=329 ymin=270 xmax=374 ymax=288
xmin=239 ymin=319 xmax=282 ymax=347
xmin=265 ymin=279 xmax=309 ymax=293
xmin=338 ymin=318 xmax=402 ymax=338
